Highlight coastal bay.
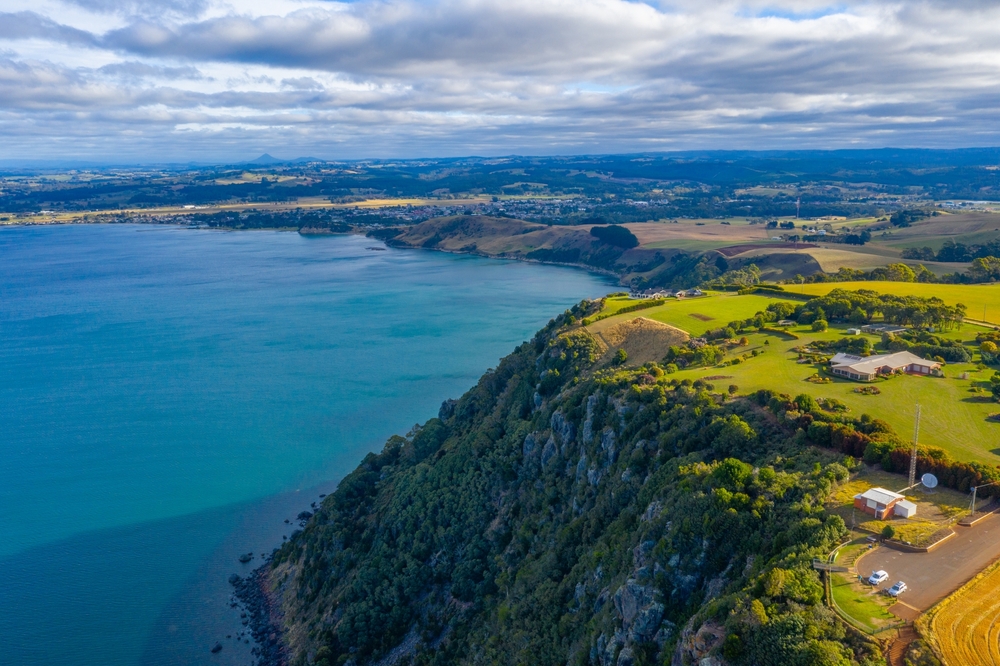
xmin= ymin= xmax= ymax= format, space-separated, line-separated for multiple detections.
xmin=0 ymin=224 xmax=613 ymax=665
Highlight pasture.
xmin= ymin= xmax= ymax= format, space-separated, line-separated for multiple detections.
xmin=588 ymin=291 xmax=1000 ymax=464
xmin=790 ymin=281 xmax=1000 ymax=325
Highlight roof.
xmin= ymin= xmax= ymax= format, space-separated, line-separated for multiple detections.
xmin=830 ymin=352 xmax=865 ymax=365
xmin=857 ymin=487 xmax=905 ymax=505
xmin=832 ymin=351 xmax=940 ymax=375
xmin=896 ymin=500 xmax=917 ymax=511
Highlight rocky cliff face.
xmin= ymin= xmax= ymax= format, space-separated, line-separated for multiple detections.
xmin=267 ymin=301 xmax=883 ymax=666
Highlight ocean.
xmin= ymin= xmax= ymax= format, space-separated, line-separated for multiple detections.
xmin=0 ymin=224 xmax=613 ymax=665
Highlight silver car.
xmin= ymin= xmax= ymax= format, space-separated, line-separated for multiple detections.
xmin=887 ymin=581 xmax=907 ymax=597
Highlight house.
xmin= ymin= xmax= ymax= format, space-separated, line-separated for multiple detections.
xmin=861 ymin=323 xmax=908 ymax=335
xmin=853 ymin=487 xmax=915 ymax=519
xmin=846 ymin=328 xmax=862 ymax=335
xmin=630 ymin=288 xmax=674 ymax=300
xmin=777 ymin=319 xmax=796 ymax=327
xmin=829 ymin=351 xmax=942 ymax=381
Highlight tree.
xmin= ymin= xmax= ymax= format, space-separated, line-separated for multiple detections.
xmin=881 ymin=525 xmax=895 ymax=540
xmin=812 ymin=319 xmax=828 ymax=332
xmin=884 ymin=263 xmax=917 ymax=282
xmin=728 ymin=384 xmax=739 ymax=396
xmin=969 ymin=256 xmax=1000 ymax=283
xmin=590 ymin=225 xmax=639 ymax=249
xmin=613 ymin=348 xmax=628 ymax=365
xmin=795 ymin=394 xmax=818 ymax=413
xmin=982 ymin=341 xmax=998 ymax=353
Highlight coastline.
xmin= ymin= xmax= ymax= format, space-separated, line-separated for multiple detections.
xmin=0 ymin=215 xmax=628 ymax=283
xmin=232 ymin=562 xmax=287 ymax=666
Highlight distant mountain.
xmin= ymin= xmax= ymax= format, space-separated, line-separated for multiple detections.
xmin=248 ymin=153 xmax=283 ymax=165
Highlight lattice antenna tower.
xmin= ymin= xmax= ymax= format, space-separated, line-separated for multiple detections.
xmin=909 ymin=404 xmax=921 ymax=488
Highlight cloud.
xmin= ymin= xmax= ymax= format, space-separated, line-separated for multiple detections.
xmin=1 ymin=0 xmax=1000 ymax=160
xmin=98 ymin=61 xmax=205 ymax=80
xmin=0 ymin=11 xmax=99 ymax=46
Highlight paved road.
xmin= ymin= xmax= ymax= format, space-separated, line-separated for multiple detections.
xmin=856 ymin=511 xmax=1000 ymax=611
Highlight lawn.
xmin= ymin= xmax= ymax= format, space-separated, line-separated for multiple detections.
xmin=831 ymin=572 xmax=898 ymax=633
xmin=674 ymin=325 xmax=1000 ymax=464
xmin=789 ymin=281 xmax=1000 ymax=325
xmin=592 ymin=293 xmax=1000 ymax=464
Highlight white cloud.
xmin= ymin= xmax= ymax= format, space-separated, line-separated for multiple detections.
xmin=0 ymin=0 xmax=999 ymax=161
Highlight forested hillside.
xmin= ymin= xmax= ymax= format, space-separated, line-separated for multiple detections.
xmin=268 ymin=301 xmax=885 ymax=666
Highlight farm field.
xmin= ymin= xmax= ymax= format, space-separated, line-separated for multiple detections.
xmin=587 ymin=292 xmax=1000 ymax=464
xmin=790 ymin=281 xmax=1000 ymax=325
xmin=923 ymin=559 xmax=1000 ymax=666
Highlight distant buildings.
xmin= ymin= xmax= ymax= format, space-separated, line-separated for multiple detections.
xmin=829 ymin=351 xmax=943 ymax=382
xmin=860 ymin=323 xmax=908 ymax=335
xmin=629 ymin=288 xmax=703 ymax=299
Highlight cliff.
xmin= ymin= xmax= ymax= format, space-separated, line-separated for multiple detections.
xmin=267 ymin=300 xmax=884 ymax=666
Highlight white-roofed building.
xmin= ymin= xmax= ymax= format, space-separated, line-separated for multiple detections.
xmin=854 ymin=487 xmax=907 ymax=519
xmin=829 ymin=351 xmax=942 ymax=382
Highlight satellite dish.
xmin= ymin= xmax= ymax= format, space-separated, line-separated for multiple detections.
xmin=922 ymin=473 xmax=939 ymax=489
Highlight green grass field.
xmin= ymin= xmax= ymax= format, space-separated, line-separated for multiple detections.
xmin=633 ymin=293 xmax=795 ymax=337
xmin=831 ymin=572 xmax=897 ymax=633
xmin=590 ymin=292 xmax=1000 ymax=464
xmin=790 ymin=282 xmax=1000 ymax=325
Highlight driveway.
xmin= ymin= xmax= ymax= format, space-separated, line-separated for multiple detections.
xmin=856 ymin=511 xmax=1000 ymax=611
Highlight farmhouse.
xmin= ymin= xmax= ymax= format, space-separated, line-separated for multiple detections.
xmin=853 ymin=487 xmax=917 ymax=519
xmin=861 ymin=323 xmax=908 ymax=335
xmin=829 ymin=351 xmax=942 ymax=382
xmin=630 ymin=288 xmax=674 ymax=299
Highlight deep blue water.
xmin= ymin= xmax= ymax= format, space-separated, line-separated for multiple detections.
xmin=0 ymin=224 xmax=613 ymax=665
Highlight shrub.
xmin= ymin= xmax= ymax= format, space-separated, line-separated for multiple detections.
xmin=812 ymin=319 xmax=829 ymax=332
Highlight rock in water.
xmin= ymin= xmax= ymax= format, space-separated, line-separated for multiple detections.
xmin=239 ymin=553 xmax=253 ymax=563
xmin=228 ymin=574 xmax=241 ymax=586
xmin=211 ymin=642 xmax=223 ymax=653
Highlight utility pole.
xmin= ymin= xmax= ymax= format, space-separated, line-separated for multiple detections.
xmin=796 ymin=197 xmax=801 ymax=219
xmin=909 ymin=404 xmax=921 ymax=488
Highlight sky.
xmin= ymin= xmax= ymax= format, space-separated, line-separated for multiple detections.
xmin=1 ymin=0 xmax=1000 ymax=163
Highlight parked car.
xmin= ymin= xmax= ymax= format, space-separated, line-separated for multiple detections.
xmin=888 ymin=581 xmax=908 ymax=597
xmin=868 ymin=570 xmax=889 ymax=586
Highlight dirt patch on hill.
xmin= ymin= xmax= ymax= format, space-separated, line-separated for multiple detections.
xmin=717 ymin=242 xmax=818 ymax=257
xmin=590 ymin=317 xmax=689 ymax=366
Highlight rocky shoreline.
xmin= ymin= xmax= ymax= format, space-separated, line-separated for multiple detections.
xmin=231 ymin=560 xmax=287 ymax=666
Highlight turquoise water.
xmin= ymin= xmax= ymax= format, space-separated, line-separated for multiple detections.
xmin=0 ymin=224 xmax=613 ymax=665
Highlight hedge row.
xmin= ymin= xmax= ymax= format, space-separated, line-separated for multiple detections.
xmin=753 ymin=389 xmax=1000 ymax=498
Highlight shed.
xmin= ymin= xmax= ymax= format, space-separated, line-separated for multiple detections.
xmin=846 ymin=328 xmax=862 ymax=335
xmin=894 ymin=500 xmax=917 ymax=518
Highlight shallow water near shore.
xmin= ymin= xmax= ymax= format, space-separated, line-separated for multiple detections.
xmin=0 ymin=224 xmax=613 ymax=665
